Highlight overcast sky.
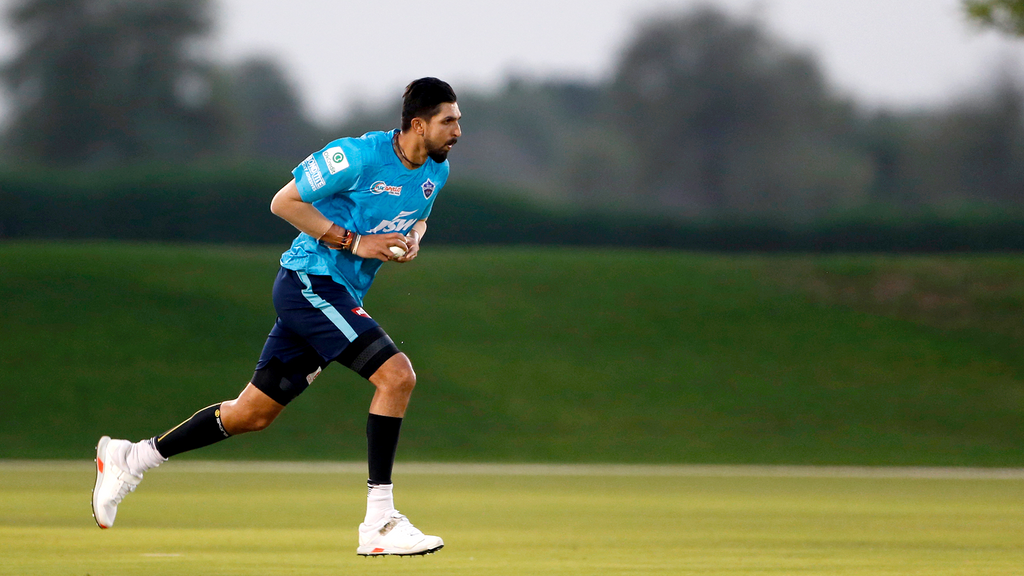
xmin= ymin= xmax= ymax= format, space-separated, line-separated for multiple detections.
xmin=3 ymin=0 xmax=1024 ymax=123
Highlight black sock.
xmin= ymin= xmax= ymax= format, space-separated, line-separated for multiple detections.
xmin=367 ymin=413 xmax=403 ymax=485
xmin=154 ymin=403 xmax=231 ymax=458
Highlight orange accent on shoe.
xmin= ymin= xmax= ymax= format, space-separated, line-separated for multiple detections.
xmin=372 ymin=548 xmax=385 ymax=554
xmin=97 ymin=459 xmax=104 ymax=473
xmin=99 ymin=524 xmax=108 ymax=529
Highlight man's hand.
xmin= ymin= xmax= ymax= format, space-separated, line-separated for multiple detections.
xmin=352 ymin=233 xmax=409 ymax=262
xmin=393 ymin=220 xmax=427 ymax=263
xmin=393 ymin=230 xmax=421 ymax=262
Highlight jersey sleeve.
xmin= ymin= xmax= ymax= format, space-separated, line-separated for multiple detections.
xmin=292 ymin=139 xmax=364 ymax=203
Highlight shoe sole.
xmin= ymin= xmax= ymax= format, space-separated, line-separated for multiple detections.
xmin=91 ymin=436 xmax=110 ymax=529
xmin=357 ymin=544 xmax=444 ymax=557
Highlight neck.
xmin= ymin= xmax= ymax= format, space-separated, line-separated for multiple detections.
xmin=394 ymin=131 xmax=426 ymax=169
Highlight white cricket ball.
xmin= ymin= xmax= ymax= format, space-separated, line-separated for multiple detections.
xmin=390 ymin=246 xmax=407 ymax=258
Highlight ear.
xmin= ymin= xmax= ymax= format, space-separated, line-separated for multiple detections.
xmin=411 ymin=117 xmax=426 ymax=136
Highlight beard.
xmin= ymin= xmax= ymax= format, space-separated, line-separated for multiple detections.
xmin=427 ymin=137 xmax=457 ymax=163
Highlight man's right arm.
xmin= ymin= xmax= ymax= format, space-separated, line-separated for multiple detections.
xmin=270 ymin=179 xmax=336 ymax=240
xmin=270 ymin=179 xmax=408 ymax=261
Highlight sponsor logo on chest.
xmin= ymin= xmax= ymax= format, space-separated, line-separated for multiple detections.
xmin=367 ymin=210 xmax=418 ymax=234
xmin=370 ymin=181 xmax=403 ymax=196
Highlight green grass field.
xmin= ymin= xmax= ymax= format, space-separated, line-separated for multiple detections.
xmin=3 ymin=242 xmax=1022 ymax=575
xmin=1 ymin=242 xmax=1023 ymax=465
xmin=1 ymin=461 xmax=1022 ymax=576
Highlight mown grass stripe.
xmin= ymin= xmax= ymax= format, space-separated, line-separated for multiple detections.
xmin=5 ymin=460 xmax=1024 ymax=479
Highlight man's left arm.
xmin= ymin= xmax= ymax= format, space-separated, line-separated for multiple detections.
xmin=395 ymin=220 xmax=428 ymax=262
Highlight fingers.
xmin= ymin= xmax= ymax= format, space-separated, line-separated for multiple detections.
xmin=396 ymin=234 xmax=422 ymax=262
xmin=393 ymin=248 xmax=416 ymax=263
xmin=388 ymin=236 xmax=410 ymax=258
xmin=355 ymin=233 xmax=409 ymax=261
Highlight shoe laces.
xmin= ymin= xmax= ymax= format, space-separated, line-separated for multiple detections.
xmin=379 ymin=511 xmax=422 ymax=538
xmin=111 ymin=470 xmax=141 ymax=505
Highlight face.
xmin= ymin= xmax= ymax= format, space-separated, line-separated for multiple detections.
xmin=419 ymin=102 xmax=462 ymax=163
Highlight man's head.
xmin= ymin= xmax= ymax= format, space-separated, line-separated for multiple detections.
xmin=402 ymin=77 xmax=461 ymax=163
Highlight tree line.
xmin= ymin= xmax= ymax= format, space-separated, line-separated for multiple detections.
xmin=413 ymin=5 xmax=1024 ymax=223
xmin=2 ymin=0 xmax=319 ymax=166
xmin=1 ymin=0 xmax=1022 ymax=225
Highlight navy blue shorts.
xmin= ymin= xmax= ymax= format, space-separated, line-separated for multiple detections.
xmin=251 ymin=268 xmax=401 ymax=405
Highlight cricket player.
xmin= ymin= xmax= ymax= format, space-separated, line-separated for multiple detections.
xmin=91 ymin=77 xmax=461 ymax=557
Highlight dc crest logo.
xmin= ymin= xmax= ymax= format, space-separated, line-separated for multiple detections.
xmin=422 ymin=179 xmax=436 ymax=200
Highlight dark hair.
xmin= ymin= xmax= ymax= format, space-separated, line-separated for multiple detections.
xmin=401 ymin=77 xmax=457 ymax=131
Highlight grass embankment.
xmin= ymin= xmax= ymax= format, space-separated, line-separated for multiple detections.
xmin=1 ymin=242 xmax=1021 ymax=465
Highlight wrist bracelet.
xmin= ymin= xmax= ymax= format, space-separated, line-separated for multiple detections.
xmin=318 ymin=225 xmax=355 ymax=251
xmin=350 ymin=234 xmax=361 ymax=254
xmin=317 ymin=223 xmax=333 ymax=241
xmin=339 ymin=229 xmax=355 ymax=250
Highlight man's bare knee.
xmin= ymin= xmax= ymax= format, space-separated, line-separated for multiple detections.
xmin=221 ymin=402 xmax=278 ymax=434
xmin=220 ymin=384 xmax=285 ymax=435
xmin=368 ymin=354 xmax=417 ymax=418
xmin=372 ymin=356 xmax=416 ymax=396
xmin=379 ymin=367 xmax=416 ymax=395
xmin=242 ymin=412 xmax=276 ymax=433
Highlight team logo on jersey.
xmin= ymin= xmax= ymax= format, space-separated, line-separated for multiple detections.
xmin=301 ymin=155 xmax=326 ymax=190
xmin=351 ymin=307 xmax=371 ymax=319
xmin=323 ymin=147 xmax=349 ymax=174
xmin=370 ymin=181 xmax=403 ymax=196
xmin=367 ymin=210 xmax=418 ymax=234
xmin=421 ymin=179 xmax=436 ymax=199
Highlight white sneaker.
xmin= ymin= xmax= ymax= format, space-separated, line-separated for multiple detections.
xmin=91 ymin=436 xmax=143 ymax=529
xmin=357 ymin=510 xmax=444 ymax=556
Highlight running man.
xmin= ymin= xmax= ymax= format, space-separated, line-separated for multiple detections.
xmin=91 ymin=77 xmax=461 ymax=557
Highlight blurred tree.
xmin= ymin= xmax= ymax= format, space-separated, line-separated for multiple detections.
xmin=223 ymin=57 xmax=323 ymax=162
xmin=453 ymin=78 xmax=604 ymax=199
xmin=964 ymin=0 xmax=1024 ymax=36
xmin=853 ymin=112 xmax=927 ymax=208
xmin=2 ymin=0 xmax=226 ymax=165
xmin=938 ymin=78 xmax=1024 ymax=204
xmin=852 ymin=75 xmax=1024 ymax=211
xmin=609 ymin=7 xmax=870 ymax=219
xmin=261 ymin=5 xmax=1024 ymax=221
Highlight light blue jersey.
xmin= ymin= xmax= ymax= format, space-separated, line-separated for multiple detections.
xmin=280 ymin=129 xmax=448 ymax=304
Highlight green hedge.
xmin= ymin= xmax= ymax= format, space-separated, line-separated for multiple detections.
xmin=2 ymin=167 xmax=1024 ymax=251
xmin=0 ymin=165 xmax=296 ymax=244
